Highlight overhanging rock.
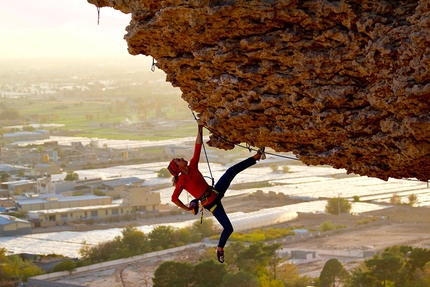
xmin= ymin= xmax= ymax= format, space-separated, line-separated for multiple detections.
xmin=87 ymin=0 xmax=430 ymax=181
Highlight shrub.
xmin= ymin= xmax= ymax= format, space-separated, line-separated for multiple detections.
xmin=157 ymin=168 xmax=171 ymax=178
xmin=282 ymin=166 xmax=290 ymax=173
xmin=269 ymin=163 xmax=279 ymax=172
xmin=228 ymin=227 xmax=296 ymax=243
xmin=93 ymin=190 xmax=106 ymax=196
xmin=320 ymin=221 xmax=335 ymax=232
xmin=390 ymin=193 xmax=402 ymax=205
xmin=53 ymin=260 xmax=77 ymax=274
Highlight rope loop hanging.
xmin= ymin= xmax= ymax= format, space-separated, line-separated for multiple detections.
xmin=151 ymin=57 xmax=156 ymax=72
xmin=96 ymin=0 xmax=101 ymax=25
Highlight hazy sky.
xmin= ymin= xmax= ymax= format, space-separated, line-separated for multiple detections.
xmin=0 ymin=0 xmax=145 ymax=61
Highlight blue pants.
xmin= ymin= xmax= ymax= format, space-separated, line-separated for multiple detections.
xmin=212 ymin=156 xmax=257 ymax=248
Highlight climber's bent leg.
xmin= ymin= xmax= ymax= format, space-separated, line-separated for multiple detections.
xmin=215 ymin=157 xmax=256 ymax=198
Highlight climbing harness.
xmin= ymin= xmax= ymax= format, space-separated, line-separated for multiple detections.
xmin=195 ymin=187 xmax=219 ymax=223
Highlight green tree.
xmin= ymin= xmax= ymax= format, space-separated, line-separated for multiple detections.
xmin=397 ymin=246 xmax=430 ymax=284
xmin=79 ymin=237 xmax=123 ymax=262
xmin=365 ymin=249 xmax=404 ymax=286
xmin=53 ymin=260 xmax=77 ymax=274
xmin=149 ymin=226 xmax=176 ymax=250
xmin=0 ymin=253 xmax=43 ymax=283
xmin=406 ymin=247 xmax=430 ymax=273
xmin=222 ymin=271 xmax=259 ymax=287
xmin=319 ymin=258 xmax=348 ymax=287
xmin=226 ymin=242 xmax=248 ymax=271
xmin=121 ymin=226 xmax=151 ymax=255
xmin=193 ymin=259 xmax=227 ymax=287
xmin=352 ymin=195 xmax=360 ymax=202
xmin=277 ymin=262 xmax=312 ymax=287
xmin=325 ymin=197 xmax=352 ymax=215
xmin=347 ymin=246 xmax=430 ymax=287
xmin=153 ymin=261 xmax=195 ymax=287
xmin=234 ymin=242 xmax=282 ymax=274
xmin=345 ymin=266 xmax=374 ymax=287
xmin=408 ymin=262 xmax=430 ymax=286
xmin=64 ymin=171 xmax=79 ymax=181
xmin=13 ymin=187 xmax=23 ymax=196
xmin=157 ymin=168 xmax=171 ymax=178
xmin=176 ymin=228 xmax=191 ymax=246
xmin=1 ymin=173 xmax=10 ymax=182
xmin=190 ymin=218 xmax=215 ymax=240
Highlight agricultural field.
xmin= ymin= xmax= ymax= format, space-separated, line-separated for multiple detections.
xmin=0 ymin=57 xmax=195 ymax=141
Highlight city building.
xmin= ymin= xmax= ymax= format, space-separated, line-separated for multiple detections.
xmin=27 ymin=204 xmax=135 ymax=228
xmin=97 ymin=177 xmax=144 ymax=198
xmin=27 ymin=163 xmax=63 ymax=177
xmin=1 ymin=180 xmax=36 ymax=195
xmin=121 ymin=184 xmax=161 ymax=213
xmin=26 ymin=185 xmax=161 ymax=228
xmin=0 ymin=214 xmax=31 ymax=237
xmin=14 ymin=194 xmax=112 ymax=212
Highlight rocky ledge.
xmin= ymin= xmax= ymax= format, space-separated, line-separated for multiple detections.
xmin=87 ymin=0 xmax=430 ymax=181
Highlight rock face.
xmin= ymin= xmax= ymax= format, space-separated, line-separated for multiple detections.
xmin=88 ymin=0 xmax=430 ymax=181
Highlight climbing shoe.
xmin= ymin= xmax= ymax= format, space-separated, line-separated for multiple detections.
xmin=216 ymin=246 xmax=224 ymax=263
xmin=257 ymin=147 xmax=266 ymax=160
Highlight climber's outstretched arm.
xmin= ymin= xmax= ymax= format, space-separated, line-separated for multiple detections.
xmin=196 ymin=124 xmax=203 ymax=145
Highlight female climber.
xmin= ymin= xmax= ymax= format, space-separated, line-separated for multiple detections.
xmin=167 ymin=123 xmax=265 ymax=263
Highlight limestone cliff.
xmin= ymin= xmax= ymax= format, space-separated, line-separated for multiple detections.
xmin=87 ymin=0 xmax=430 ymax=181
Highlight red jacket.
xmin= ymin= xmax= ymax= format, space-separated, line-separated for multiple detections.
xmin=171 ymin=143 xmax=209 ymax=202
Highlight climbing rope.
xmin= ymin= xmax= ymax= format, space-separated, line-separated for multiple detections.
xmin=96 ymin=0 xmax=101 ymax=25
xmin=188 ymin=109 xmax=430 ymax=187
xmin=188 ymin=108 xmax=215 ymax=186
xmin=201 ymin=136 xmax=215 ymax=186
xmin=189 ymin=108 xmax=300 ymax=162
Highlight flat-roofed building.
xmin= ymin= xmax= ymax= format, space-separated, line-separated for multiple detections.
xmin=27 ymin=204 xmax=135 ymax=227
xmin=97 ymin=177 xmax=144 ymax=198
xmin=26 ymin=186 xmax=161 ymax=227
xmin=31 ymin=163 xmax=63 ymax=176
xmin=0 ymin=215 xmax=31 ymax=237
xmin=121 ymin=184 xmax=161 ymax=213
xmin=14 ymin=194 xmax=112 ymax=212
xmin=1 ymin=180 xmax=36 ymax=195
xmin=0 ymin=164 xmax=27 ymax=176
